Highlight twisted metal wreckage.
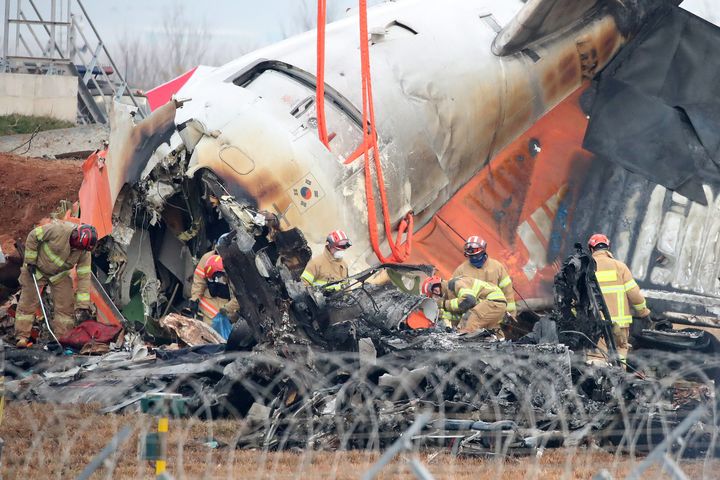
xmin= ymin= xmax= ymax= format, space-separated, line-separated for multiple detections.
xmin=5 ymin=0 xmax=720 ymax=459
xmin=7 ymin=215 xmax=720 ymax=457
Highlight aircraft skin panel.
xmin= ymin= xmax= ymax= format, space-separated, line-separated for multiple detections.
xmin=410 ymin=85 xmax=720 ymax=315
xmin=409 ymin=87 xmax=593 ymax=302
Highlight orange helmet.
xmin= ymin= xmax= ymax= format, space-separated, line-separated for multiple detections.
xmin=326 ymin=229 xmax=352 ymax=249
xmin=464 ymin=235 xmax=487 ymax=257
xmin=588 ymin=233 xmax=610 ymax=250
xmin=204 ymin=255 xmax=225 ymax=279
xmin=421 ymin=276 xmax=442 ymax=297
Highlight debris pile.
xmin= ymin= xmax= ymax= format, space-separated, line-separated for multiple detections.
xmin=0 ymin=151 xmax=716 ymax=462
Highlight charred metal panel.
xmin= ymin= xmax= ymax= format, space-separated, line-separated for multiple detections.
xmin=564 ymin=158 xmax=720 ymax=316
xmin=493 ymin=0 xmax=601 ymax=55
xmin=217 ymin=229 xmax=291 ymax=344
xmin=584 ymin=5 xmax=720 ymax=205
xmin=106 ymin=100 xmax=178 ymax=205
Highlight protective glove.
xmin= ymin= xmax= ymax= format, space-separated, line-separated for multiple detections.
xmin=501 ymin=313 xmax=517 ymax=327
xmin=434 ymin=298 xmax=445 ymax=310
xmin=182 ymin=299 xmax=200 ymax=318
xmin=75 ymin=308 xmax=93 ymax=323
xmin=26 ymin=264 xmax=36 ymax=275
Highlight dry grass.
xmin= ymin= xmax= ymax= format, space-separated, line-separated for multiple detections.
xmin=1 ymin=401 xmax=718 ymax=479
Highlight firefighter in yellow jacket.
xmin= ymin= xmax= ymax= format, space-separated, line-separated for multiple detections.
xmin=15 ymin=222 xmax=97 ymax=347
xmin=188 ymin=252 xmax=239 ymax=324
xmin=453 ymin=235 xmax=516 ymax=315
xmin=589 ymin=233 xmax=651 ymax=359
xmin=301 ymin=230 xmax=351 ymax=291
xmin=421 ymin=275 xmax=506 ymax=333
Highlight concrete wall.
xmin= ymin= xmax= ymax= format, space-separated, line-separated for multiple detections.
xmin=0 ymin=73 xmax=77 ymax=122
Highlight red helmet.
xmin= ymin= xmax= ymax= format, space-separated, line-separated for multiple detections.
xmin=421 ymin=276 xmax=442 ymax=297
xmin=326 ymin=230 xmax=352 ymax=250
xmin=464 ymin=235 xmax=487 ymax=257
xmin=588 ymin=233 xmax=610 ymax=250
xmin=204 ymin=255 xmax=225 ymax=279
xmin=69 ymin=224 xmax=98 ymax=251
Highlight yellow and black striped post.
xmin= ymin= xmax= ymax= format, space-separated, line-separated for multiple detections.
xmin=155 ymin=415 xmax=169 ymax=476
xmin=140 ymin=392 xmax=185 ymax=479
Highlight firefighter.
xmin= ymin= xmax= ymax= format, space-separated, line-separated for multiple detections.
xmin=588 ymin=233 xmax=651 ymax=360
xmin=421 ymin=275 xmax=506 ymax=333
xmin=453 ymin=235 xmax=516 ymax=315
xmin=301 ymin=230 xmax=351 ymax=291
xmin=15 ymin=222 xmax=97 ymax=348
xmin=188 ymin=252 xmax=239 ymax=325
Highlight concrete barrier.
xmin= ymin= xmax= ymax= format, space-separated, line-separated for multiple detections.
xmin=0 ymin=73 xmax=77 ymax=122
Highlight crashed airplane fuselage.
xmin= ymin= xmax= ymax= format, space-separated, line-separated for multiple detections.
xmin=94 ymin=0 xmax=632 ymax=270
xmin=80 ymin=0 xmax=720 ymax=322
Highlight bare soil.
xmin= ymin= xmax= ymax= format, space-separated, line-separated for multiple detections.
xmin=1 ymin=402 xmax=718 ymax=479
xmin=0 ymin=153 xmax=83 ymax=256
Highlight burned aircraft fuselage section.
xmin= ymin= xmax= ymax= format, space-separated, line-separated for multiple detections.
xmin=99 ymin=0 xmax=643 ymax=275
xmin=94 ymin=0 xmax=693 ymax=325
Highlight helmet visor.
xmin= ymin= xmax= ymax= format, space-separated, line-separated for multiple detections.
xmin=464 ymin=242 xmax=485 ymax=256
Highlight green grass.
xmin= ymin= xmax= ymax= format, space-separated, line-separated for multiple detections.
xmin=0 ymin=114 xmax=74 ymax=135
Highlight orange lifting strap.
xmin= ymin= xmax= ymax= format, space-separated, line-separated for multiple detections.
xmin=315 ymin=0 xmax=414 ymax=263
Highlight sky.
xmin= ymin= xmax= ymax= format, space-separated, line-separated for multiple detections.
xmin=1 ymin=0 xmax=717 ymax=71
xmin=83 ymin=0 xmax=385 ymax=50
xmin=77 ymin=0 xmax=720 ymax=49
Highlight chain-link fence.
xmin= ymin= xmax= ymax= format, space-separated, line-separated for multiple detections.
xmin=2 ymin=344 xmax=719 ymax=479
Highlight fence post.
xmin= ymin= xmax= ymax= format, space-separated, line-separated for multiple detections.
xmin=140 ymin=392 xmax=186 ymax=478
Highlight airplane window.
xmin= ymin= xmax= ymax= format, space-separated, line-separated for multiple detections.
xmin=243 ymin=69 xmax=363 ymax=162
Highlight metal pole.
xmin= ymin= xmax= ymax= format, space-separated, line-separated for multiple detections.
xmin=76 ymin=425 xmax=132 ymax=480
xmin=75 ymin=0 xmax=144 ymax=115
xmin=362 ymin=412 xmax=432 ymax=480
xmin=3 ymin=0 xmax=10 ymax=60
xmin=68 ymin=12 xmax=74 ymax=60
xmin=408 ymin=458 xmax=435 ymax=480
xmin=155 ymin=415 xmax=169 ymax=477
xmin=28 ymin=0 xmax=64 ymax=58
xmin=49 ymin=0 xmax=55 ymax=58
xmin=14 ymin=0 xmax=19 ymax=57
xmin=64 ymin=0 xmax=69 ymax=58
xmin=627 ymin=406 xmax=706 ymax=480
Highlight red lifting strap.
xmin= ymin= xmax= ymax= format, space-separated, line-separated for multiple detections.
xmin=356 ymin=0 xmax=413 ymax=263
xmin=315 ymin=0 xmax=414 ymax=263
xmin=315 ymin=0 xmax=330 ymax=148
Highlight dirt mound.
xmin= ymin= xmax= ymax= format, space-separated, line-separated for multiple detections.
xmin=0 ymin=153 xmax=83 ymax=257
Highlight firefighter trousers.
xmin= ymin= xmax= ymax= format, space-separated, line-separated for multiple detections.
xmin=459 ymin=299 xmax=506 ymax=333
xmin=596 ymin=324 xmax=630 ymax=360
xmin=15 ymin=267 xmax=75 ymax=339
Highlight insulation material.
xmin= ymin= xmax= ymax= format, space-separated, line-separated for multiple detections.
xmin=159 ymin=313 xmax=225 ymax=346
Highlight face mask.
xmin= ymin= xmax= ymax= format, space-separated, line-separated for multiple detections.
xmin=333 ymin=250 xmax=346 ymax=260
xmin=469 ymin=252 xmax=488 ymax=268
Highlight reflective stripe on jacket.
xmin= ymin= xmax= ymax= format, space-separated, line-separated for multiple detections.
xmin=190 ymin=250 xmax=239 ymax=324
xmin=453 ymin=257 xmax=516 ymax=313
xmin=23 ymin=221 xmax=92 ymax=308
xmin=442 ymin=276 xmax=507 ymax=313
xmin=593 ymin=250 xmax=650 ymax=326
xmin=301 ymin=248 xmax=349 ymax=291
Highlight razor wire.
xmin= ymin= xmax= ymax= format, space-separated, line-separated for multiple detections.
xmin=1 ymin=348 xmax=719 ymax=479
